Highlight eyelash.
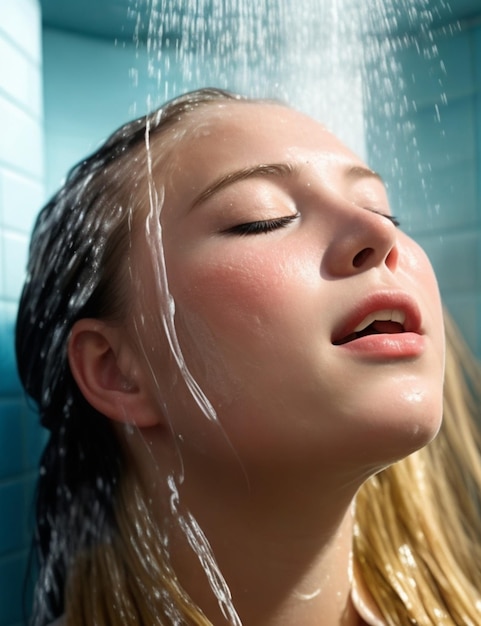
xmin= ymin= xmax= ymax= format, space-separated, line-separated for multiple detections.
xmin=223 ymin=210 xmax=399 ymax=237
xmin=387 ymin=215 xmax=400 ymax=227
xmin=369 ymin=209 xmax=400 ymax=227
xmin=224 ymin=213 xmax=300 ymax=236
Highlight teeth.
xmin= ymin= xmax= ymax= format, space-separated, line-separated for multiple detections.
xmin=354 ymin=309 xmax=406 ymax=333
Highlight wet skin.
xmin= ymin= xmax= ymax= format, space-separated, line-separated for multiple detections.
xmin=131 ymin=100 xmax=445 ymax=481
xmin=74 ymin=100 xmax=447 ymax=626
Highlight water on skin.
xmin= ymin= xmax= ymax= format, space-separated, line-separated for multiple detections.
xmin=35 ymin=0 xmax=455 ymax=623
xmin=127 ymin=1 xmax=451 ymax=623
xmin=134 ymin=117 xmax=244 ymax=624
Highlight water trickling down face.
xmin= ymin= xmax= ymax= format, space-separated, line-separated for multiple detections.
xmin=120 ymin=100 xmax=445 ymax=482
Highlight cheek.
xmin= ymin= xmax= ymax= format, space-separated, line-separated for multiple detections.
xmin=400 ymin=236 xmax=445 ymax=355
xmin=400 ymin=236 xmax=439 ymax=293
xmin=169 ymin=247 xmax=312 ymax=339
xmin=165 ymin=244 xmax=321 ymax=410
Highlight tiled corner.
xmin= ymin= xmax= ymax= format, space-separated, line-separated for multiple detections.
xmin=0 ymin=0 xmax=41 ymax=64
xmin=0 ymin=4 xmax=43 ymax=623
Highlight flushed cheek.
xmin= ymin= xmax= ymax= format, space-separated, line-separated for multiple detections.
xmin=169 ymin=248 xmax=314 ymax=341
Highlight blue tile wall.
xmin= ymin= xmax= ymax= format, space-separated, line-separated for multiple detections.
xmin=42 ymin=27 xmax=182 ymax=196
xmin=43 ymin=28 xmax=141 ymax=194
xmin=365 ymin=16 xmax=481 ymax=357
xmin=0 ymin=1 xmax=44 ymax=624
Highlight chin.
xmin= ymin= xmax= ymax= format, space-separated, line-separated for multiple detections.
xmin=345 ymin=390 xmax=444 ymax=471
xmin=399 ymin=411 xmax=442 ymax=456
xmin=378 ymin=405 xmax=443 ymax=467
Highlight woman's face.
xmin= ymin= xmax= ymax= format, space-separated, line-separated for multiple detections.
xmin=133 ymin=101 xmax=445 ymax=477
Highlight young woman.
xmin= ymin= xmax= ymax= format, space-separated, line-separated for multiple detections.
xmin=16 ymin=88 xmax=481 ymax=625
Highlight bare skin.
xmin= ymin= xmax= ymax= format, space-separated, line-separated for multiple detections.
xmin=128 ymin=424 xmax=367 ymax=625
xmin=70 ymin=101 xmax=444 ymax=624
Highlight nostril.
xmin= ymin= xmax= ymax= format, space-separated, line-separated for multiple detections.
xmin=353 ymin=247 xmax=374 ymax=268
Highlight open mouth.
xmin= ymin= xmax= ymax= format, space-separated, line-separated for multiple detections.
xmin=333 ymin=320 xmax=405 ymax=345
xmin=333 ymin=310 xmax=407 ymax=345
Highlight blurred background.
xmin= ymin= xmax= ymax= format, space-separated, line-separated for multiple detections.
xmin=0 ymin=0 xmax=480 ymax=623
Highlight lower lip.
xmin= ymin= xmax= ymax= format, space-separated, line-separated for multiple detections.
xmin=335 ymin=332 xmax=425 ymax=359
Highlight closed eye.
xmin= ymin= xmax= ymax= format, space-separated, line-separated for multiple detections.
xmin=368 ymin=209 xmax=400 ymax=227
xmin=223 ymin=213 xmax=300 ymax=236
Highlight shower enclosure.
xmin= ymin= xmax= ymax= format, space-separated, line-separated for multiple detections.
xmin=0 ymin=0 xmax=480 ymax=622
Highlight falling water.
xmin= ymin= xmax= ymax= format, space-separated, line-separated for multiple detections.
xmin=112 ymin=1 xmax=462 ymax=624
xmin=360 ymin=0 xmax=462 ymax=232
xmin=128 ymin=0 xmax=367 ymax=153
xmin=28 ymin=0 xmax=467 ymax=623
xmin=126 ymin=0 xmax=463 ymax=222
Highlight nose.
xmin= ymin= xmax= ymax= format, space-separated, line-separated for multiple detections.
xmin=322 ymin=207 xmax=399 ymax=278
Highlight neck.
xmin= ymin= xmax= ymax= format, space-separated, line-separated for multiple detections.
xmin=157 ymin=455 xmax=366 ymax=626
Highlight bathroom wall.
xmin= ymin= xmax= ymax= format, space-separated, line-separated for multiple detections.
xmin=41 ymin=21 xmax=366 ymax=197
xmin=0 ymin=1 xmax=45 ymax=624
xmin=42 ymin=27 xmax=179 ymax=196
xmin=0 ymin=2 xmax=480 ymax=624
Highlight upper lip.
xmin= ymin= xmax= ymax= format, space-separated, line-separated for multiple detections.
xmin=331 ymin=291 xmax=423 ymax=345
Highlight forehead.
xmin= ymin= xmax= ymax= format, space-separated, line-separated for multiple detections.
xmin=159 ymin=101 xmax=365 ymax=207
xmin=179 ymin=101 xmax=358 ymax=160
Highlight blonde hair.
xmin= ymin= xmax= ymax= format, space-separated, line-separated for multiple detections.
xmin=354 ymin=310 xmax=481 ymax=625
xmin=62 ymin=310 xmax=481 ymax=625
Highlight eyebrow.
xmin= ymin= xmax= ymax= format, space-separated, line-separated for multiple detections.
xmin=191 ymin=162 xmax=384 ymax=209
xmin=191 ymin=162 xmax=296 ymax=208
xmin=345 ymin=165 xmax=385 ymax=185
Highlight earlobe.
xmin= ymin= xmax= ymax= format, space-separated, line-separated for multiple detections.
xmin=68 ymin=319 xmax=160 ymax=427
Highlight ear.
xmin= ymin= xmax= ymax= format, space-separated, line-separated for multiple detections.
xmin=68 ymin=318 xmax=160 ymax=427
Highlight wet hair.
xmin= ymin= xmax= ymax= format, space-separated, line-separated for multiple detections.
xmin=15 ymin=87 xmax=243 ymax=625
xmin=16 ymin=87 xmax=481 ymax=625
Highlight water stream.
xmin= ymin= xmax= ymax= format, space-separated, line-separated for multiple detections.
xmin=120 ymin=1 xmax=456 ymax=623
xmin=33 ymin=0 xmax=465 ymax=623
